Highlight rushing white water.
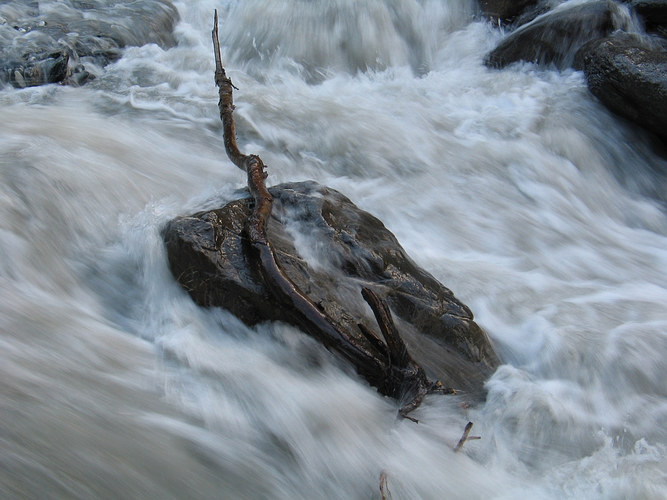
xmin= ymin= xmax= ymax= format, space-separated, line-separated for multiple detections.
xmin=2 ymin=1 xmax=666 ymax=498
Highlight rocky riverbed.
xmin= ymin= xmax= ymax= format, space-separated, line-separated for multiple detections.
xmin=482 ymin=0 xmax=667 ymax=143
xmin=2 ymin=1 xmax=666 ymax=498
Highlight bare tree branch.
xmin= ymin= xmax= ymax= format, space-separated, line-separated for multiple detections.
xmin=210 ymin=11 xmax=459 ymax=419
xmin=212 ymin=9 xmax=244 ymax=170
xmin=212 ymin=9 xmax=386 ymax=384
xmin=361 ymin=287 xmax=409 ymax=368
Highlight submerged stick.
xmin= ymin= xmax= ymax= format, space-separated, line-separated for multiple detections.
xmin=361 ymin=287 xmax=410 ymax=368
xmin=361 ymin=287 xmax=431 ymax=420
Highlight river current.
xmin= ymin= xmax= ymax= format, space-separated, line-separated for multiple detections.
xmin=2 ymin=1 xmax=666 ymax=498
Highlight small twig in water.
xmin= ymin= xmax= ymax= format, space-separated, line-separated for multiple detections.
xmin=453 ymin=421 xmax=481 ymax=452
xmin=379 ymin=471 xmax=393 ymax=500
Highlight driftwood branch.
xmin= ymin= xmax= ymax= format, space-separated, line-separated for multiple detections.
xmin=379 ymin=471 xmax=393 ymax=500
xmin=361 ymin=287 xmax=409 ymax=368
xmin=212 ymin=9 xmax=388 ymax=381
xmin=211 ymin=11 xmax=456 ymax=419
xmin=453 ymin=421 xmax=481 ymax=452
xmin=361 ymin=287 xmax=432 ymax=421
xmin=212 ymin=9 xmax=244 ymax=170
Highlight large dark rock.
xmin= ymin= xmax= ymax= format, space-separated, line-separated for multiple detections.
xmin=5 ymin=51 xmax=69 ymax=87
xmin=626 ymin=0 xmax=667 ymax=34
xmin=480 ymin=0 xmax=545 ymax=26
xmin=164 ymin=181 xmax=500 ymax=398
xmin=576 ymin=33 xmax=667 ymax=141
xmin=0 ymin=0 xmax=179 ymax=88
xmin=485 ymin=0 xmax=626 ymax=69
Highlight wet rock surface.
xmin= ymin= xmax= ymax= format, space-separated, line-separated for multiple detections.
xmin=0 ymin=0 xmax=178 ymax=88
xmin=626 ymin=0 xmax=667 ymax=34
xmin=164 ymin=181 xmax=500 ymax=398
xmin=484 ymin=0 xmax=666 ymax=142
xmin=484 ymin=1 xmax=623 ymax=69
xmin=479 ymin=0 xmax=547 ymax=26
xmin=576 ymin=33 xmax=667 ymax=141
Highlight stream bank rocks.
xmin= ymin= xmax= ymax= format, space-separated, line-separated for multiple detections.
xmin=0 ymin=0 xmax=178 ymax=88
xmin=576 ymin=33 xmax=667 ymax=140
xmin=482 ymin=0 xmax=667 ymax=142
xmin=484 ymin=1 xmax=624 ymax=69
xmin=480 ymin=0 xmax=551 ymax=27
xmin=164 ymin=181 xmax=500 ymax=398
xmin=629 ymin=0 xmax=667 ymax=34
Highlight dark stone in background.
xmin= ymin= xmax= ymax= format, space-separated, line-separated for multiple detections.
xmin=627 ymin=0 xmax=667 ymax=34
xmin=480 ymin=0 xmax=543 ymax=25
xmin=484 ymin=1 xmax=623 ymax=69
xmin=576 ymin=33 xmax=667 ymax=141
xmin=0 ymin=0 xmax=179 ymax=88
xmin=482 ymin=0 xmax=666 ymax=142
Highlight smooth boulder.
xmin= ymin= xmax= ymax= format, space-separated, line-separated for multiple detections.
xmin=626 ymin=0 xmax=667 ymax=33
xmin=163 ymin=181 xmax=500 ymax=397
xmin=576 ymin=33 xmax=667 ymax=141
xmin=479 ymin=0 xmax=545 ymax=26
xmin=0 ymin=0 xmax=179 ymax=88
xmin=485 ymin=1 xmax=624 ymax=69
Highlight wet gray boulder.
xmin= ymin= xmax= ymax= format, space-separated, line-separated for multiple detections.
xmin=479 ymin=0 xmax=546 ymax=26
xmin=485 ymin=1 xmax=626 ymax=69
xmin=163 ymin=181 xmax=499 ymax=398
xmin=4 ymin=51 xmax=69 ymax=87
xmin=0 ymin=0 xmax=179 ymax=88
xmin=575 ymin=33 xmax=667 ymax=141
xmin=626 ymin=0 xmax=667 ymax=34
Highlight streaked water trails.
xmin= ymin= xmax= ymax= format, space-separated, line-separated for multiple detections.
xmin=1 ymin=1 xmax=666 ymax=498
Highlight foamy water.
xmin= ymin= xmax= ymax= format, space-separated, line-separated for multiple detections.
xmin=2 ymin=1 xmax=666 ymax=498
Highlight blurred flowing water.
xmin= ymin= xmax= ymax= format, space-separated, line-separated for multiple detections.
xmin=1 ymin=1 xmax=666 ymax=498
